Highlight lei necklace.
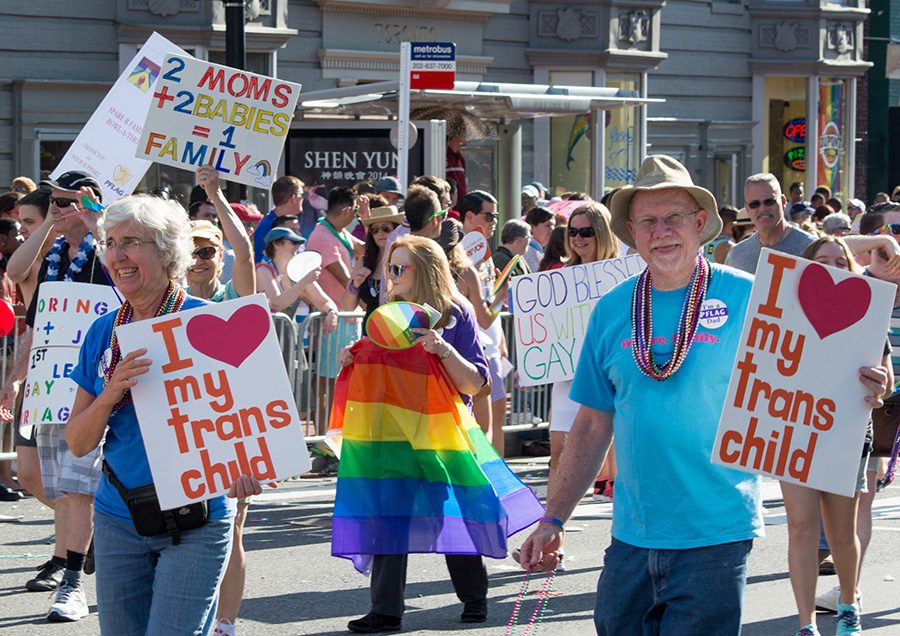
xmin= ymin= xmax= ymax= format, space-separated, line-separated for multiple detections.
xmin=103 ymin=282 xmax=186 ymax=415
xmin=45 ymin=233 xmax=96 ymax=282
xmin=630 ymin=255 xmax=710 ymax=381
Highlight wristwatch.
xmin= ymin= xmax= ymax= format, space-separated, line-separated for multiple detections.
xmin=440 ymin=344 xmax=452 ymax=359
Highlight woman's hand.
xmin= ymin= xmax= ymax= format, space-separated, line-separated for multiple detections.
xmin=323 ymin=309 xmax=338 ymax=336
xmin=197 ymin=165 xmax=221 ymax=198
xmin=338 ymin=345 xmax=354 ymax=368
xmin=860 ymin=365 xmax=890 ymax=408
xmin=227 ymin=474 xmax=277 ymax=499
xmin=411 ymin=328 xmax=451 ymax=358
xmin=350 ymin=262 xmax=371 ymax=289
xmin=99 ymin=349 xmax=150 ymax=407
xmin=298 ymin=266 xmax=322 ymax=289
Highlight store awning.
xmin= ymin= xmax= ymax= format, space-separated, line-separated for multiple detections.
xmin=296 ymin=80 xmax=660 ymax=121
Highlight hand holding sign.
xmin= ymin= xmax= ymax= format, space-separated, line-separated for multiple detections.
xmin=286 ymin=251 xmax=323 ymax=284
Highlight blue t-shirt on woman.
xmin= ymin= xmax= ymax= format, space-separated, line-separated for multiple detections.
xmin=71 ymin=295 xmax=236 ymax=523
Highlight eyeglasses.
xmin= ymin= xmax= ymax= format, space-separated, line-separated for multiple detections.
xmin=387 ymin=263 xmax=414 ymax=279
xmin=51 ymin=197 xmax=80 ymax=208
xmin=871 ymin=224 xmax=900 ymax=236
xmin=632 ymin=210 xmax=700 ymax=232
xmin=567 ymin=226 xmax=596 ymax=238
xmin=103 ymin=238 xmax=154 ymax=253
xmin=747 ymin=197 xmax=779 ymax=210
xmin=192 ymin=246 xmax=218 ymax=260
xmin=426 ymin=208 xmax=449 ymax=223
xmin=476 ymin=211 xmax=498 ymax=222
xmin=369 ymin=224 xmax=395 ymax=235
xmin=11 ymin=185 xmax=29 ymax=194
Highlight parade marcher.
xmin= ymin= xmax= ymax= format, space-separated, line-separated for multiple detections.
xmin=779 ymin=236 xmax=892 ymax=636
xmin=523 ymin=206 xmax=555 ymax=273
xmin=65 ymin=194 xmax=265 ymax=635
xmin=335 ymin=235 xmax=542 ymax=633
xmin=726 ymin=173 xmax=816 ymax=274
xmin=518 ymin=155 xmax=890 ymax=634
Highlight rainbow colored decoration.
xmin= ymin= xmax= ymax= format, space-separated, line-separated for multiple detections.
xmin=326 ymin=341 xmax=544 ymax=573
xmin=817 ymin=81 xmax=844 ymax=195
xmin=365 ymin=301 xmax=439 ymax=350
xmin=493 ymin=255 xmax=521 ymax=298
xmin=253 ymin=160 xmax=272 ymax=177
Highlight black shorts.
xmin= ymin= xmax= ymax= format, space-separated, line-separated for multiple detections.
xmin=11 ymin=389 xmax=33 ymax=448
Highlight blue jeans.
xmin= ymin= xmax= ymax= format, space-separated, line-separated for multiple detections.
xmin=93 ymin=512 xmax=233 ymax=636
xmin=594 ymin=537 xmax=753 ymax=636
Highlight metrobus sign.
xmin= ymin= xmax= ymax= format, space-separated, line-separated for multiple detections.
xmin=409 ymin=42 xmax=456 ymax=90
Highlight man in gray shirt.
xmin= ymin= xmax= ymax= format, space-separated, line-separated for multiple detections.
xmin=726 ymin=173 xmax=816 ymax=274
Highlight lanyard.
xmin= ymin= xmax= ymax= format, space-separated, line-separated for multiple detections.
xmin=318 ymin=217 xmax=353 ymax=257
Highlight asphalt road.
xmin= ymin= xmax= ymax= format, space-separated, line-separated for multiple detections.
xmin=1 ymin=458 xmax=899 ymax=635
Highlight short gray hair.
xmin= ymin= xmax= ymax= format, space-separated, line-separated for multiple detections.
xmin=744 ymin=173 xmax=783 ymax=198
xmin=98 ymin=195 xmax=193 ymax=281
xmin=822 ymin=212 xmax=852 ymax=235
xmin=501 ymin=218 xmax=530 ymax=244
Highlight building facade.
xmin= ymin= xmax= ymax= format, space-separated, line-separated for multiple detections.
xmin=0 ymin=0 xmax=874 ymax=209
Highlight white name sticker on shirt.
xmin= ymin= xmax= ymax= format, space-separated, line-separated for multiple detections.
xmin=98 ymin=347 xmax=113 ymax=378
xmin=698 ymin=298 xmax=728 ymax=330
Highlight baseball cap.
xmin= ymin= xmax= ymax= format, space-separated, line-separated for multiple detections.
xmin=230 ymin=203 xmax=263 ymax=223
xmin=522 ymin=185 xmax=540 ymax=199
xmin=264 ymin=227 xmax=305 ymax=246
xmin=848 ymin=198 xmax=865 ymax=211
xmin=374 ymin=176 xmax=403 ymax=195
xmin=40 ymin=171 xmax=102 ymax=200
xmin=530 ymin=181 xmax=547 ymax=194
xmin=789 ymin=202 xmax=814 ymax=219
xmin=190 ymin=220 xmax=223 ymax=247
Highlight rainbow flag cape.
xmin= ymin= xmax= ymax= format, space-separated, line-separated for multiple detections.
xmin=327 ymin=339 xmax=544 ymax=573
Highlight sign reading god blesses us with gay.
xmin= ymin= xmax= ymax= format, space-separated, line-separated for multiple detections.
xmin=712 ymin=249 xmax=894 ymax=497
xmin=137 ymin=55 xmax=301 ymax=189
xmin=22 ymin=283 xmax=121 ymax=430
xmin=509 ymin=254 xmax=646 ymax=386
xmin=116 ymin=295 xmax=311 ymax=510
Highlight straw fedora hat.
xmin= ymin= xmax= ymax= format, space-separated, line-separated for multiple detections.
xmin=362 ymin=205 xmax=404 ymax=226
xmin=608 ymin=155 xmax=721 ymax=248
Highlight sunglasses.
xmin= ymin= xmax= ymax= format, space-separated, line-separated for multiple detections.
xmin=51 ymin=197 xmax=80 ymax=208
xmin=477 ymin=211 xmax=498 ymax=222
xmin=747 ymin=197 xmax=778 ymax=210
xmin=387 ymin=263 xmax=414 ymax=279
xmin=426 ymin=208 xmax=449 ymax=223
xmin=369 ymin=224 xmax=395 ymax=235
xmin=871 ymin=223 xmax=900 ymax=236
xmin=567 ymin=226 xmax=596 ymax=238
xmin=192 ymin=246 xmax=218 ymax=260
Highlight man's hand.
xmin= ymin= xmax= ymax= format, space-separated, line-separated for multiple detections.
xmin=0 ymin=380 xmax=20 ymax=422
xmin=518 ymin=522 xmax=563 ymax=572
xmin=860 ymin=365 xmax=890 ymax=408
xmin=197 ymin=166 xmax=221 ymax=199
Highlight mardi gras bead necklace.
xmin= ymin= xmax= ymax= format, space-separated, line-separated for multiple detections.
xmin=505 ymin=565 xmax=557 ymax=636
xmin=45 ymin=233 xmax=95 ymax=281
xmin=103 ymin=282 xmax=186 ymax=415
xmin=630 ymin=255 xmax=710 ymax=381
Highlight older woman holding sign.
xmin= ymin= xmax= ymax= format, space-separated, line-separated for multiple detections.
xmin=64 ymin=195 xmax=261 ymax=636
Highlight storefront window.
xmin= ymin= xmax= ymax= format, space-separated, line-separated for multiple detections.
xmin=763 ymin=77 xmax=806 ymax=195
xmin=549 ymin=71 xmax=593 ymax=197
xmin=605 ymin=76 xmax=641 ymax=190
xmin=817 ymin=78 xmax=849 ymax=200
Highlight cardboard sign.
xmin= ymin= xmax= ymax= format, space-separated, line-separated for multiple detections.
xmin=137 ymin=55 xmax=302 ymax=189
xmin=711 ymin=249 xmax=894 ymax=496
xmin=509 ymin=254 xmax=646 ymax=387
xmin=22 ymin=283 xmax=121 ymax=430
xmin=51 ymin=33 xmax=188 ymax=203
xmin=461 ymin=229 xmax=490 ymax=265
xmin=116 ymin=295 xmax=310 ymax=509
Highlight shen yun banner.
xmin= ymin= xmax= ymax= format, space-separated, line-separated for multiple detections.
xmin=509 ymin=254 xmax=645 ymax=386
xmin=116 ymin=295 xmax=310 ymax=510
xmin=712 ymin=249 xmax=895 ymax=497
xmin=137 ymin=54 xmax=301 ymax=189
xmin=22 ymin=283 xmax=121 ymax=431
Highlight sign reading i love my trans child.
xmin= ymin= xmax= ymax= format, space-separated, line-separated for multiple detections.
xmin=116 ymin=295 xmax=310 ymax=510
xmin=712 ymin=249 xmax=894 ymax=497
xmin=137 ymin=55 xmax=301 ymax=189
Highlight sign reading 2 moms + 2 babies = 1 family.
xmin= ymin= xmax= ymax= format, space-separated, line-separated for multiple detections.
xmin=116 ymin=295 xmax=311 ymax=510
xmin=712 ymin=249 xmax=894 ymax=497
xmin=510 ymin=254 xmax=646 ymax=387
xmin=22 ymin=283 xmax=121 ymax=431
xmin=137 ymin=54 xmax=301 ymax=189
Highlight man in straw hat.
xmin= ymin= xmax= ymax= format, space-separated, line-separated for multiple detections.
xmin=518 ymin=155 xmax=890 ymax=634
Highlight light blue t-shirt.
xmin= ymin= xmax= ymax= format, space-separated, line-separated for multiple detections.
xmin=570 ymin=263 xmax=764 ymax=549
xmin=71 ymin=295 xmax=236 ymax=523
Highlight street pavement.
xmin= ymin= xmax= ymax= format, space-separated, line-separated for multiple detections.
xmin=1 ymin=457 xmax=899 ymax=635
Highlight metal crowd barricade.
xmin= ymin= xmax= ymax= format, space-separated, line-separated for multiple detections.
xmin=270 ymin=310 xmax=550 ymax=446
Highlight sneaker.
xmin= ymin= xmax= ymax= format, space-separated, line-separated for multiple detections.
xmin=47 ymin=580 xmax=89 ymax=622
xmin=816 ymin=586 xmax=862 ymax=614
xmin=26 ymin=560 xmax=65 ymax=592
xmin=835 ymin=602 xmax=861 ymax=636
xmin=556 ymin=551 xmax=566 ymax=572
xmin=796 ymin=625 xmax=820 ymax=636
xmin=0 ymin=482 xmax=24 ymax=501
xmin=347 ymin=613 xmax=401 ymax=633
xmin=460 ymin=599 xmax=487 ymax=623
xmin=213 ymin=618 xmax=236 ymax=636
xmin=593 ymin=480 xmax=614 ymax=503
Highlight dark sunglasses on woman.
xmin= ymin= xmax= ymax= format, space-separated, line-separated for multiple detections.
xmin=567 ymin=226 xmax=596 ymax=238
xmin=191 ymin=246 xmax=218 ymax=260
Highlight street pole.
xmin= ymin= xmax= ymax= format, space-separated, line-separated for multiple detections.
xmin=224 ymin=0 xmax=247 ymax=202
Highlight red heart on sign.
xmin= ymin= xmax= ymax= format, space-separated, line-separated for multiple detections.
xmin=797 ymin=263 xmax=871 ymax=339
xmin=185 ymin=303 xmax=270 ymax=368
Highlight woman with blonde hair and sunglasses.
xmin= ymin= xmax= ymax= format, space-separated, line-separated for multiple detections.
xmin=338 ymin=234 xmax=495 ymax=632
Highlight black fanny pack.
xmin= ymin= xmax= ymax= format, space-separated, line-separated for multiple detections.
xmin=102 ymin=461 xmax=208 ymax=544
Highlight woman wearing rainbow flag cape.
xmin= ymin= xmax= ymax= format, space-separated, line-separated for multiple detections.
xmin=327 ymin=235 xmax=544 ymax=633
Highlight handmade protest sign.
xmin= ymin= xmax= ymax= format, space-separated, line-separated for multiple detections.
xmin=137 ymin=55 xmax=301 ymax=189
xmin=22 ymin=283 xmax=121 ymax=430
xmin=711 ymin=249 xmax=894 ymax=496
xmin=52 ymin=32 xmax=188 ymax=203
xmin=116 ymin=294 xmax=311 ymax=509
xmin=509 ymin=254 xmax=645 ymax=386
